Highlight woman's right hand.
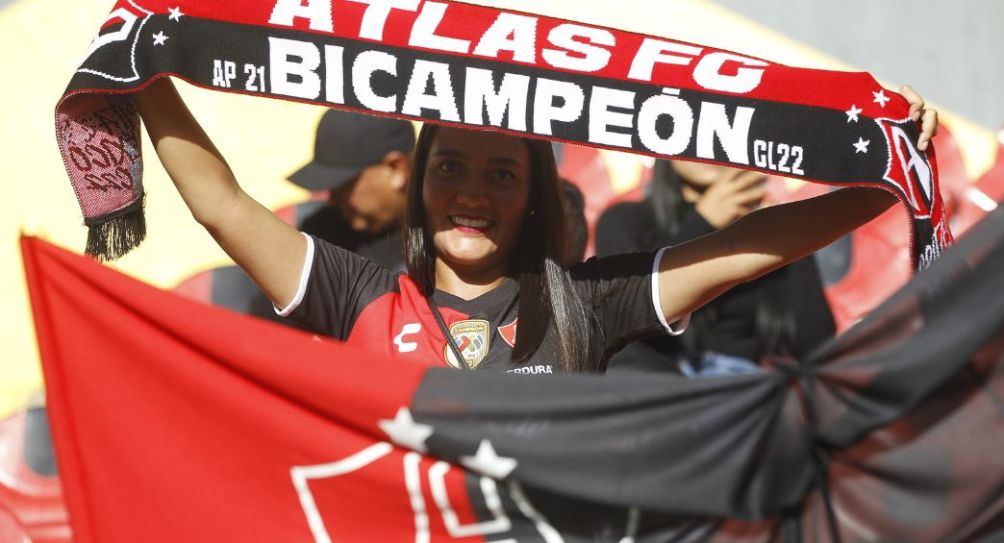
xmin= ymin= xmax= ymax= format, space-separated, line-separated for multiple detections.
xmin=694 ymin=168 xmax=767 ymax=228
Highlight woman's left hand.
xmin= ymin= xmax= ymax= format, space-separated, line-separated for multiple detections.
xmin=900 ymin=85 xmax=939 ymax=151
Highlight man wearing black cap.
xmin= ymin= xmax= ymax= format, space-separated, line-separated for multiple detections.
xmin=236 ymin=110 xmax=414 ymax=328
xmin=289 ymin=109 xmax=415 ymax=271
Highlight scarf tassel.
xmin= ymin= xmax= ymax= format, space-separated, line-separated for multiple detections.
xmin=85 ymin=199 xmax=146 ymax=261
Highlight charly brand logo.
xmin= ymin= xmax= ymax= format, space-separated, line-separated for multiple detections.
xmin=393 ymin=323 xmax=422 ymax=353
xmin=444 ymin=320 xmax=491 ymax=369
xmin=77 ymin=0 xmax=155 ymax=82
xmin=875 ymin=117 xmax=935 ymax=219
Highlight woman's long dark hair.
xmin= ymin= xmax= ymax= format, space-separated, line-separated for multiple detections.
xmin=403 ymin=125 xmax=594 ymax=372
xmin=649 ymin=160 xmax=796 ymax=357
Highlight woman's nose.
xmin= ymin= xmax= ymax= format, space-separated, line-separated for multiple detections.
xmin=454 ymin=180 xmax=490 ymax=207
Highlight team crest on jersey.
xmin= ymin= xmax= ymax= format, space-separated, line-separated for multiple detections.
xmin=497 ymin=319 xmax=518 ymax=348
xmin=444 ymin=320 xmax=491 ymax=369
xmin=875 ymin=117 xmax=935 ymax=218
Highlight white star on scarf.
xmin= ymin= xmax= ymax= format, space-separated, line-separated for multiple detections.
xmin=168 ymin=7 xmax=184 ymax=22
xmin=378 ymin=407 xmax=434 ymax=453
xmin=845 ymin=104 xmax=862 ymax=123
xmin=460 ymin=439 xmax=518 ymax=480
xmin=872 ymin=90 xmax=890 ymax=107
xmin=152 ymin=31 xmax=169 ymax=46
xmin=853 ymin=137 xmax=871 ymax=154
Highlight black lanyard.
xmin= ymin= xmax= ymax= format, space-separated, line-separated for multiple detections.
xmin=427 ymin=296 xmax=472 ymax=370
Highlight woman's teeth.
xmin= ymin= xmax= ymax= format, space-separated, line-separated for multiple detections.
xmin=451 ymin=216 xmax=491 ymax=229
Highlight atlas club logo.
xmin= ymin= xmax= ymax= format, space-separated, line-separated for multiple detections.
xmin=875 ymin=117 xmax=935 ymax=219
xmin=77 ymin=0 xmax=154 ymax=82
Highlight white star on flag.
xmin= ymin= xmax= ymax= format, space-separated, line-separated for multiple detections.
xmin=378 ymin=407 xmax=433 ymax=453
xmin=168 ymin=7 xmax=184 ymax=22
xmin=872 ymin=90 xmax=890 ymax=107
xmin=853 ymin=137 xmax=871 ymax=154
xmin=152 ymin=31 xmax=169 ymax=46
xmin=460 ymin=439 xmax=518 ymax=480
xmin=845 ymin=105 xmax=863 ymax=123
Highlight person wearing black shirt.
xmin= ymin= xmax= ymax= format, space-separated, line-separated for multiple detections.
xmin=243 ymin=110 xmax=415 ymax=325
xmin=135 ymin=78 xmax=936 ymax=376
xmin=597 ymin=160 xmax=836 ymax=375
xmin=296 ymin=206 xmax=402 ymax=271
xmin=288 ymin=108 xmax=416 ymax=272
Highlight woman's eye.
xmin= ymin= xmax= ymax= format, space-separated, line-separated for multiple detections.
xmin=492 ymin=169 xmax=516 ymax=182
xmin=437 ymin=160 xmax=459 ymax=174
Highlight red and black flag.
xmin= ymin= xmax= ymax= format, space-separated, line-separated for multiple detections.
xmin=57 ymin=0 xmax=951 ymax=265
xmin=23 ymin=207 xmax=1004 ymax=542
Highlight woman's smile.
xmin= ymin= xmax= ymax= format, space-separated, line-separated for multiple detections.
xmin=449 ymin=214 xmax=495 ymax=234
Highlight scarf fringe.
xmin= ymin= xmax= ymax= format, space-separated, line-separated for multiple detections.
xmin=85 ymin=202 xmax=146 ymax=261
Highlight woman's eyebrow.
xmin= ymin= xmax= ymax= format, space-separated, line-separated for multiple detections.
xmin=432 ymin=149 xmax=467 ymax=158
xmin=487 ymin=157 xmax=524 ymax=169
xmin=432 ymin=150 xmax=525 ymax=169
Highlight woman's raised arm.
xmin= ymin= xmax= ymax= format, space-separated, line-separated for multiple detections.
xmin=655 ymin=86 xmax=937 ymax=323
xmin=135 ymin=77 xmax=306 ymax=307
xmin=656 ymin=186 xmax=896 ymax=322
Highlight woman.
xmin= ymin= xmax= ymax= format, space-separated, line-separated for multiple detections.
xmin=596 ymin=160 xmax=836 ymax=376
xmin=135 ymin=79 xmax=937 ymax=374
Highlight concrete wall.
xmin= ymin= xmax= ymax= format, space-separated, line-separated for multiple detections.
xmin=712 ymin=0 xmax=1004 ymax=129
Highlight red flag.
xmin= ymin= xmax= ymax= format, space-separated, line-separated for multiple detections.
xmin=21 ymin=236 xmax=490 ymax=542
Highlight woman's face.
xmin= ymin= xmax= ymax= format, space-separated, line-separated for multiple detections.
xmin=422 ymin=127 xmax=531 ymax=278
xmin=670 ymin=160 xmax=746 ymax=188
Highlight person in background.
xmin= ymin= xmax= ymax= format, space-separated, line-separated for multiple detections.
xmin=289 ymin=109 xmax=415 ymax=271
xmin=560 ymin=179 xmax=588 ymax=266
xmin=595 ymin=160 xmax=836 ymax=376
xmin=244 ymin=110 xmax=414 ymax=324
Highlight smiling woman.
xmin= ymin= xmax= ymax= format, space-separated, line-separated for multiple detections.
xmin=133 ymin=76 xmax=937 ymax=375
xmin=403 ymin=125 xmax=594 ymax=371
xmin=417 ymin=128 xmax=532 ymax=293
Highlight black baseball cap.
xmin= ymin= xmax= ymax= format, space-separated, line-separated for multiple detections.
xmin=288 ymin=109 xmax=416 ymax=191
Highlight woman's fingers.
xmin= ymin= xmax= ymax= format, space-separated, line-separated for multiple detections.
xmin=730 ymin=170 xmax=768 ymax=188
xmin=733 ymin=184 xmax=767 ymax=207
xmin=726 ymin=173 xmax=767 ymax=209
xmin=919 ymin=108 xmax=939 ymax=151
xmin=899 ymin=85 xmax=938 ymax=152
xmin=900 ymin=85 xmax=924 ymax=121
xmin=717 ymin=166 xmax=748 ymax=184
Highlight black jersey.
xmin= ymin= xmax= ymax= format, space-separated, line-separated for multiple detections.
xmin=281 ymin=235 xmax=687 ymax=374
xmin=299 ymin=205 xmax=404 ymax=272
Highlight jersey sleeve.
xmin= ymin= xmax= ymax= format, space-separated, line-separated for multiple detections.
xmin=276 ymin=234 xmax=399 ymax=340
xmin=571 ymin=249 xmax=689 ymax=356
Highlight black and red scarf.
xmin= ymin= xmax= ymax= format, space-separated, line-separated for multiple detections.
xmin=57 ymin=0 xmax=952 ymax=265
